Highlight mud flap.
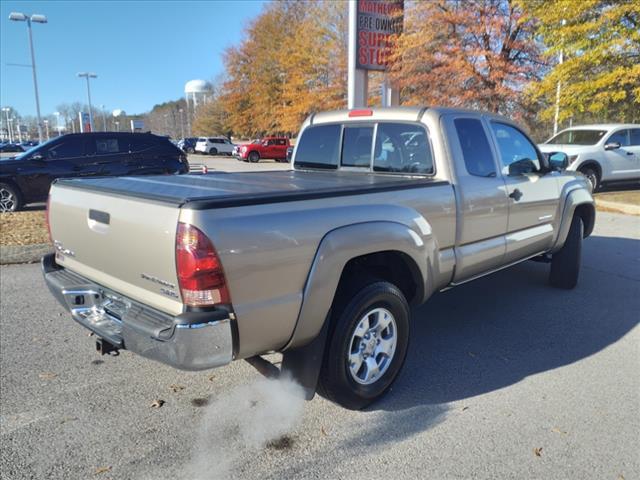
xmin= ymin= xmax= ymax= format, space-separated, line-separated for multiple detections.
xmin=281 ymin=315 xmax=331 ymax=401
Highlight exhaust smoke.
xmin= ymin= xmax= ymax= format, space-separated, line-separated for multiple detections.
xmin=183 ymin=375 xmax=305 ymax=480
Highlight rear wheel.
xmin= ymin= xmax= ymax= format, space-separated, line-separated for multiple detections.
xmin=0 ymin=183 xmax=22 ymax=212
xmin=318 ymin=280 xmax=410 ymax=410
xmin=248 ymin=151 xmax=260 ymax=163
xmin=209 ymin=147 xmax=218 ymax=155
xmin=579 ymin=166 xmax=600 ymax=192
xmin=550 ymin=215 xmax=583 ymax=289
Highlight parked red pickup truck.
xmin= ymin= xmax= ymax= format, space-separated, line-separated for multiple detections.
xmin=235 ymin=137 xmax=290 ymax=163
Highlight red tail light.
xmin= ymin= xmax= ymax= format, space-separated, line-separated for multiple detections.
xmin=46 ymin=195 xmax=52 ymax=242
xmin=176 ymin=222 xmax=230 ymax=307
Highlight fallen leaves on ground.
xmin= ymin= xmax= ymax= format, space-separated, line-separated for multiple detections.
xmin=321 ymin=426 xmax=328 ymax=436
xmin=551 ymin=427 xmax=568 ymax=435
xmin=150 ymin=399 xmax=165 ymax=408
xmin=208 ymin=374 xmax=216 ymax=382
xmin=169 ymin=384 xmax=185 ymax=393
xmin=94 ymin=466 xmax=112 ymax=475
xmin=38 ymin=372 xmax=57 ymax=380
xmin=533 ymin=447 xmax=543 ymax=457
xmin=0 ymin=211 xmax=49 ymax=246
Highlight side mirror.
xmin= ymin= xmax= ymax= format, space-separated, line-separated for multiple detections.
xmin=604 ymin=142 xmax=621 ymax=151
xmin=508 ymin=158 xmax=537 ymax=176
xmin=548 ymin=152 xmax=569 ymax=171
xmin=31 ymin=152 xmax=45 ymax=163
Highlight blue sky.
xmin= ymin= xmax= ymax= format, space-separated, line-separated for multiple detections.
xmin=0 ymin=0 xmax=267 ymax=117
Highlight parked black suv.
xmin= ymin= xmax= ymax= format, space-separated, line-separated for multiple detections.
xmin=0 ymin=132 xmax=189 ymax=212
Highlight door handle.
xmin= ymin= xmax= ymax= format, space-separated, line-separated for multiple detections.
xmin=627 ymin=151 xmax=634 ymax=156
xmin=509 ymin=188 xmax=523 ymax=201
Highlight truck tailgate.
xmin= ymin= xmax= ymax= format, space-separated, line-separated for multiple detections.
xmin=48 ymin=183 xmax=183 ymax=316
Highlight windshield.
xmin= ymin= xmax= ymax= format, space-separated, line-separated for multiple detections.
xmin=14 ymin=137 xmax=59 ymax=160
xmin=547 ymin=129 xmax=607 ymax=146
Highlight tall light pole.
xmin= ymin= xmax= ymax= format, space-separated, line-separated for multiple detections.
xmin=53 ymin=111 xmax=62 ymax=136
xmin=77 ymin=72 xmax=97 ymax=131
xmin=2 ymin=108 xmax=12 ymax=143
xmin=8 ymin=118 xmax=15 ymax=143
xmin=100 ymin=104 xmax=107 ymax=131
xmin=178 ymin=108 xmax=185 ymax=139
xmin=9 ymin=12 xmax=47 ymax=143
xmin=553 ymin=18 xmax=567 ymax=135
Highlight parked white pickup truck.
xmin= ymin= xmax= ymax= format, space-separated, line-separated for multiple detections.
xmin=43 ymin=107 xmax=595 ymax=409
xmin=538 ymin=124 xmax=640 ymax=191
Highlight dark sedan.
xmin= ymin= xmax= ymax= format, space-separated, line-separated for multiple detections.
xmin=0 ymin=132 xmax=189 ymax=212
xmin=0 ymin=143 xmax=25 ymax=153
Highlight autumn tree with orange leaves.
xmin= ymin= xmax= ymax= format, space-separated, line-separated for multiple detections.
xmin=195 ymin=0 xmax=562 ymax=138
xmin=389 ymin=0 xmax=544 ymax=124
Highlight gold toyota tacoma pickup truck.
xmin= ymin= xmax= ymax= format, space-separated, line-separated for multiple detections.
xmin=42 ymin=107 xmax=595 ymax=409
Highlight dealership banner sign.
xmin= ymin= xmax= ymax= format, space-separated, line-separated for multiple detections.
xmin=356 ymin=0 xmax=404 ymax=71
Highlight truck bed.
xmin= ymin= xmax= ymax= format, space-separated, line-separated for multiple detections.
xmin=55 ymin=170 xmax=447 ymax=209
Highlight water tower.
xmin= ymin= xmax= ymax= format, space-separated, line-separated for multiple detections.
xmin=184 ymin=80 xmax=212 ymax=135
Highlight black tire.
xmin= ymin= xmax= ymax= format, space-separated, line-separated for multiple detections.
xmin=549 ymin=215 xmax=583 ymax=289
xmin=0 ymin=182 xmax=23 ymax=212
xmin=248 ymin=151 xmax=260 ymax=163
xmin=579 ymin=166 xmax=600 ymax=192
xmin=318 ymin=280 xmax=410 ymax=410
xmin=209 ymin=147 xmax=218 ymax=155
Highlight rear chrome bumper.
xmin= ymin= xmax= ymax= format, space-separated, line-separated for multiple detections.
xmin=41 ymin=253 xmax=234 ymax=371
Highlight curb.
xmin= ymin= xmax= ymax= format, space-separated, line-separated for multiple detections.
xmin=0 ymin=243 xmax=53 ymax=265
xmin=595 ymin=199 xmax=640 ymax=216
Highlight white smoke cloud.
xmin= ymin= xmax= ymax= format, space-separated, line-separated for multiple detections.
xmin=183 ymin=375 xmax=306 ymax=480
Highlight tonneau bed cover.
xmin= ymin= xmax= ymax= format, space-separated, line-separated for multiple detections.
xmin=55 ymin=170 xmax=447 ymax=209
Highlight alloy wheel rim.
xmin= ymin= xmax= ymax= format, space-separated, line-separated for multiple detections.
xmin=0 ymin=188 xmax=16 ymax=212
xmin=347 ymin=307 xmax=397 ymax=385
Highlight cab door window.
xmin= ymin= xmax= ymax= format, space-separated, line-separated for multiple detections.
xmin=490 ymin=122 xmax=541 ymax=175
xmin=453 ymin=118 xmax=496 ymax=177
xmin=46 ymin=138 xmax=84 ymax=159
xmin=607 ymin=129 xmax=630 ymax=146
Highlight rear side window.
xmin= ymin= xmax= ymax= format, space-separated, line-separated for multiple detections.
xmin=294 ymin=124 xmax=341 ymax=169
xmin=96 ymin=138 xmax=120 ymax=154
xmin=341 ymin=126 xmax=373 ymax=167
xmin=630 ymin=129 xmax=640 ymax=146
xmin=374 ymin=123 xmax=434 ymax=174
xmin=454 ymin=118 xmax=496 ymax=177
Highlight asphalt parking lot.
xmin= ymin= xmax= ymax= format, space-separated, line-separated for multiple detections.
xmin=1 ymin=210 xmax=638 ymax=480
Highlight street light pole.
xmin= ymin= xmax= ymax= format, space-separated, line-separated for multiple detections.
xmin=100 ymin=105 xmax=107 ymax=131
xmin=77 ymin=72 xmax=97 ymax=131
xmin=179 ymin=108 xmax=185 ymax=139
xmin=53 ymin=111 xmax=62 ymax=136
xmin=9 ymin=12 xmax=47 ymax=143
xmin=2 ymin=108 xmax=12 ymax=143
